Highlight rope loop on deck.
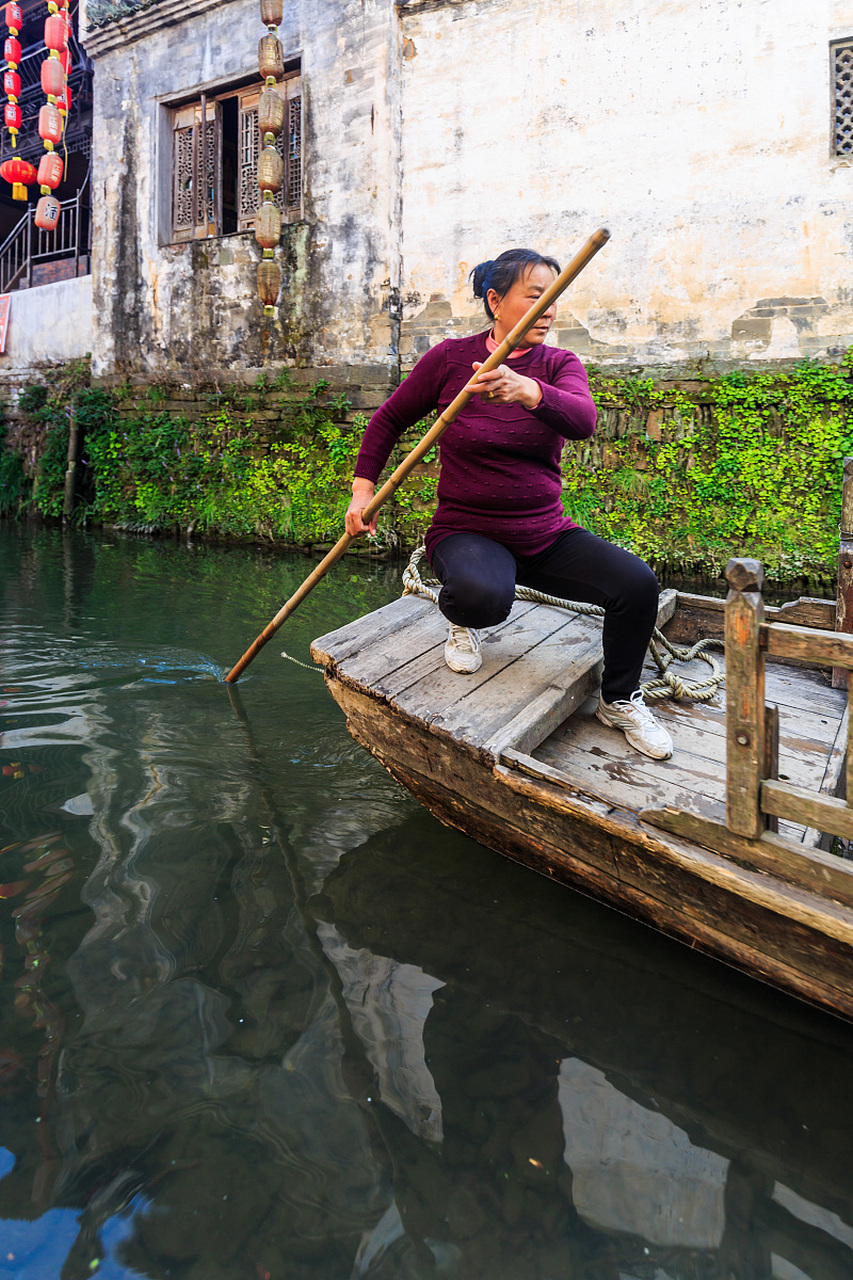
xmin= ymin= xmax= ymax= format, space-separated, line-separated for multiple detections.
xmin=402 ymin=545 xmax=724 ymax=703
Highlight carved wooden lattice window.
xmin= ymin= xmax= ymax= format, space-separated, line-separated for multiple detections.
xmin=832 ymin=39 xmax=853 ymax=156
xmin=172 ymin=101 xmax=218 ymax=242
xmin=170 ymin=68 xmax=302 ymax=242
xmin=237 ymin=73 xmax=302 ymax=229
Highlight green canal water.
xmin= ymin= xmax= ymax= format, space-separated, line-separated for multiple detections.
xmin=1 ymin=524 xmax=852 ymax=1280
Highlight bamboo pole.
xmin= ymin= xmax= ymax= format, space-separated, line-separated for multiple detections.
xmin=224 ymin=227 xmax=611 ymax=683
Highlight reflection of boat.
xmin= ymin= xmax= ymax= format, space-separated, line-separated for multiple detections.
xmin=311 ymin=556 xmax=853 ymax=1021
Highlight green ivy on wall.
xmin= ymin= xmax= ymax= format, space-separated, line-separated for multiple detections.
xmin=563 ymin=355 xmax=853 ymax=586
xmin=3 ymin=355 xmax=853 ymax=586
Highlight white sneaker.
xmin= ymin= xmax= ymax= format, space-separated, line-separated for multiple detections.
xmin=595 ymin=690 xmax=673 ymax=760
xmin=444 ymin=624 xmax=482 ymax=674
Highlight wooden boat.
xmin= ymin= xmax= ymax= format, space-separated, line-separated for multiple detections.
xmin=311 ymin=548 xmax=853 ymax=1022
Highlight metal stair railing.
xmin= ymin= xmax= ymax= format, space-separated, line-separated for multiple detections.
xmin=0 ymin=168 xmax=91 ymax=294
xmin=0 ymin=207 xmax=31 ymax=294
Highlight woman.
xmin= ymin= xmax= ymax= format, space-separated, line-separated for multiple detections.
xmin=345 ymin=249 xmax=672 ymax=760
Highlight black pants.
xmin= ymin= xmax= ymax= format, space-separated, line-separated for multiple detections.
xmin=430 ymin=529 xmax=659 ymax=703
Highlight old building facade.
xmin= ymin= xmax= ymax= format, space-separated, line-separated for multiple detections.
xmin=7 ymin=0 xmax=853 ymax=380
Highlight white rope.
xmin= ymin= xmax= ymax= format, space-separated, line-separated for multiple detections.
xmin=280 ymin=648 xmax=323 ymax=672
xmin=402 ymin=545 xmax=724 ymax=702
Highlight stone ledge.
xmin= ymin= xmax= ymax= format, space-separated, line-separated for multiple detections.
xmin=81 ymin=0 xmax=242 ymax=57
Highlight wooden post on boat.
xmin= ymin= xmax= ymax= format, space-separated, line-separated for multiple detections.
xmin=725 ymin=558 xmax=766 ymax=838
xmin=832 ymin=455 xmax=853 ymax=689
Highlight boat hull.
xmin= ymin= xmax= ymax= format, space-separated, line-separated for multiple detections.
xmin=328 ymin=674 xmax=853 ymax=1023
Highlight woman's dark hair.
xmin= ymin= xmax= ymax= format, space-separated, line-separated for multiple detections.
xmin=470 ymin=249 xmax=561 ymax=319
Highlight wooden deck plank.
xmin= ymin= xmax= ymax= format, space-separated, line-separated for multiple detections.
xmin=311 ymin=595 xmax=435 ymax=667
xmin=419 ymin=613 xmax=604 ymax=745
xmin=644 ymin=660 xmax=844 ymax=754
xmin=392 ymin=604 xmax=590 ymax=724
xmin=532 ymin=699 xmax=810 ymax=840
xmin=334 ymin=605 xmax=451 ymax=685
xmin=367 ymin=601 xmax=543 ymax=706
xmin=536 ymin=687 xmax=834 ymax=794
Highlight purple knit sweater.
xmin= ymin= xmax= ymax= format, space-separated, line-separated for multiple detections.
xmin=354 ymin=331 xmax=597 ymax=559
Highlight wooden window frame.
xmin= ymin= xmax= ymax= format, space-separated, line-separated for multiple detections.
xmin=169 ymin=67 xmax=302 ymax=244
xmin=831 ymin=38 xmax=853 ymax=159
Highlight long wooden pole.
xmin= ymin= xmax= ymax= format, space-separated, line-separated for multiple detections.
xmin=224 ymin=227 xmax=611 ymax=683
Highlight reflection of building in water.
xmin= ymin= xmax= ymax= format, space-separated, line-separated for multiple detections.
xmin=559 ymin=1058 xmax=728 ymax=1249
xmin=317 ymin=922 xmax=444 ymax=1145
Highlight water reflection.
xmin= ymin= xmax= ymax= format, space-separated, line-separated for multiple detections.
xmin=1 ymin=526 xmax=852 ymax=1279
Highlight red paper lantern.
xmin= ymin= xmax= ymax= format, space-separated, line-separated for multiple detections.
xmin=4 ymin=101 xmax=19 ymax=129
xmin=37 ymin=151 xmax=62 ymax=190
xmin=4 ymin=70 xmax=20 ymax=98
xmin=59 ymin=46 xmax=71 ymax=76
xmin=4 ymin=35 xmax=20 ymax=68
xmin=4 ymin=3 xmax=21 ymax=36
xmin=0 ymin=154 xmax=36 ymax=199
xmin=40 ymin=57 xmax=65 ymax=99
xmin=34 ymin=193 xmax=60 ymax=231
xmin=44 ymin=14 xmax=68 ymax=52
xmin=38 ymin=102 xmax=62 ymax=146
xmin=56 ymin=82 xmax=71 ymax=116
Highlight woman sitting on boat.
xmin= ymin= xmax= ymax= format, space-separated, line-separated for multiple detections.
xmin=345 ymin=248 xmax=672 ymax=761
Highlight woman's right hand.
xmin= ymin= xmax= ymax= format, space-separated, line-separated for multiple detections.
xmin=345 ymin=478 xmax=378 ymax=537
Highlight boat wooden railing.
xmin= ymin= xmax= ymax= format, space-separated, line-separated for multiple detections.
xmin=644 ymin=554 xmax=853 ymax=910
xmin=725 ymin=556 xmax=853 ymax=843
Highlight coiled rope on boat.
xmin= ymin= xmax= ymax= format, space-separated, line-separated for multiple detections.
xmin=402 ymin=545 xmax=724 ymax=702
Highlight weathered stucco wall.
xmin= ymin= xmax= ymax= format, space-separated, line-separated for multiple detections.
xmin=82 ymin=0 xmax=401 ymax=378
xmin=79 ymin=0 xmax=853 ymax=378
xmin=0 ymin=276 xmax=92 ymax=374
xmin=396 ymin=0 xmax=853 ymax=367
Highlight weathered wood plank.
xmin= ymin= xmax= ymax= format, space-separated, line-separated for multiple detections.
xmin=725 ymin=559 xmax=767 ymax=838
xmin=656 ymin=586 xmax=678 ymax=626
xmin=310 ymin=595 xmax=434 ymax=667
xmin=397 ymin=607 xmax=597 ymax=737
xmin=648 ymin=674 xmax=842 ymax=757
xmin=764 ymin=622 xmax=853 ymax=669
xmin=764 ymin=703 xmax=780 ymax=834
xmin=535 ymin=721 xmax=729 ymax=815
xmin=534 ymin=694 xmax=830 ymax=810
xmin=639 ymin=807 xmax=853 ymax=910
xmin=354 ymin=601 xmax=539 ymax=701
xmin=847 ymin=685 xmax=853 ymax=807
xmin=762 ymin=780 xmax=853 ymax=841
xmin=669 ymin=592 xmax=834 ymax=631
xmin=483 ymin=659 xmax=602 ymax=760
xmin=334 ymin=605 xmax=450 ymax=685
xmin=802 ymin=708 xmax=849 ymax=847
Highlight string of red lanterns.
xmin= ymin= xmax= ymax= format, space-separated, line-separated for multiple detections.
xmin=3 ymin=4 xmax=22 ymax=151
xmin=0 ymin=1 xmax=34 ymax=200
xmin=0 ymin=0 xmax=69 ymax=225
xmin=35 ymin=0 xmax=71 ymax=229
xmin=256 ymin=0 xmax=284 ymax=316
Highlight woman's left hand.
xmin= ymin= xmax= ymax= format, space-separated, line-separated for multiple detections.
xmin=465 ymin=362 xmax=543 ymax=409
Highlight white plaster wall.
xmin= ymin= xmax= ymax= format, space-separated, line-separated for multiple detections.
xmin=0 ymin=275 xmax=92 ymax=371
xmin=397 ymin=0 xmax=853 ymax=364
